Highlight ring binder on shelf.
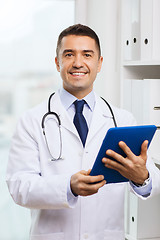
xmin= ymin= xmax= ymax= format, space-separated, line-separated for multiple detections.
xmin=140 ymin=0 xmax=153 ymax=60
xmin=152 ymin=0 xmax=160 ymax=60
xmin=123 ymin=0 xmax=132 ymax=60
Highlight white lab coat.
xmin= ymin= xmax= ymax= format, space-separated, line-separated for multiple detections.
xmin=6 ymin=92 xmax=160 ymax=240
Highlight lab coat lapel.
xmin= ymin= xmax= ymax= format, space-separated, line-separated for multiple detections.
xmin=50 ymin=92 xmax=78 ymax=136
xmin=60 ymin=111 xmax=78 ymax=136
xmin=86 ymin=96 xmax=113 ymax=146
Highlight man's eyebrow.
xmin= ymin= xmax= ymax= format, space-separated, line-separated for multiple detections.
xmin=83 ymin=50 xmax=94 ymax=54
xmin=62 ymin=49 xmax=74 ymax=55
xmin=62 ymin=49 xmax=95 ymax=55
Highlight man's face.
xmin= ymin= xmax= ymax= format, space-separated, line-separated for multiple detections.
xmin=55 ymin=35 xmax=103 ymax=98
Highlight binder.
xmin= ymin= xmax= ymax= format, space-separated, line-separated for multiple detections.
xmin=152 ymin=0 xmax=160 ymax=60
xmin=123 ymin=0 xmax=132 ymax=60
xmin=131 ymin=0 xmax=140 ymax=60
xmin=140 ymin=0 xmax=153 ymax=60
xmin=123 ymin=0 xmax=160 ymax=61
xmin=90 ymin=125 xmax=157 ymax=184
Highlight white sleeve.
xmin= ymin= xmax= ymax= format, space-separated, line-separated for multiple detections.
xmin=67 ymin=177 xmax=78 ymax=207
xmin=6 ymin=112 xmax=73 ymax=210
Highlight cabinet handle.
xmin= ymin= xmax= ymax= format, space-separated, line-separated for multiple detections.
xmin=154 ymin=106 xmax=160 ymax=110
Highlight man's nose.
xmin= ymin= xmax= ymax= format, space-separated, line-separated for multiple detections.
xmin=72 ymin=55 xmax=83 ymax=68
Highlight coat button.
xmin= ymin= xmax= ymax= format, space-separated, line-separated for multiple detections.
xmin=83 ymin=233 xmax=89 ymax=239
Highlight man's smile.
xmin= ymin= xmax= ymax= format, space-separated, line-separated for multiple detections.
xmin=69 ymin=72 xmax=87 ymax=76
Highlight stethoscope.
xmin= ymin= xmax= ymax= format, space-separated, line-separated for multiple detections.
xmin=41 ymin=93 xmax=117 ymax=161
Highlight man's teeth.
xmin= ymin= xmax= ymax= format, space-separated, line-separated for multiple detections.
xmin=71 ymin=72 xmax=85 ymax=76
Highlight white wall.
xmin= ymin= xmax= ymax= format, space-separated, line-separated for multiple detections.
xmin=75 ymin=0 xmax=121 ymax=107
xmin=0 ymin=1 xmax=75 ymax=239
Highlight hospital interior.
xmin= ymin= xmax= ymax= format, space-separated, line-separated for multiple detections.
xmin=1 ymin=0 xmax=160 ymax=239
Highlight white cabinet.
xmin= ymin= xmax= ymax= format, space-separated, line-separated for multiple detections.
xmin=125 ymin=191 xmax=160 ymax=240
xmin=123 ymin=79 xmax=160 ymax=163
xmin=120 ymin=0 xmax=160 ymax=239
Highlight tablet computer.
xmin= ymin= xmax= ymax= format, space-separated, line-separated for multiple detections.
xmin=90 ymin=125 xmax=157 ymax=184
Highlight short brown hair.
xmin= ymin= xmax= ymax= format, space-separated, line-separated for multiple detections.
xmin=56 ymin=24 xmax=101 ymax=58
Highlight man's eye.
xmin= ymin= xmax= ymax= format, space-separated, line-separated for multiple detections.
xmin=85 ymin=54 xmax=91 ymax=57
xmin=65 ymin=53 xmax=73 ymax=57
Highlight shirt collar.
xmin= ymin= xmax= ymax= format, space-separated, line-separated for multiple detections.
xmin=59 ymin=87 xmax=95 ymax=112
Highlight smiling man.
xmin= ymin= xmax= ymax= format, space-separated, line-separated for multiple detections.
xmin=7 ymin=24 xmax=160 ymax=240
xmin=55 ymin=33 xmax=103 ymax=99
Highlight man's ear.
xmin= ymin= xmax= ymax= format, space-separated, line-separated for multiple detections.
xmin=97 ymin=56 xmax=103 ymax=73
xmin=55 ymin=57 xmax=60 ymax=72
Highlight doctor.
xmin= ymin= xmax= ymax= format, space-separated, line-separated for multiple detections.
xmin=7 ymin=24 xmax=160 ymax=240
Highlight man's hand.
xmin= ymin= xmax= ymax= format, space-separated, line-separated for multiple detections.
xmin=102 ymin=140 xmax=149 ymax=185
xmin=70 ymin=170 xmax=106 ymax=196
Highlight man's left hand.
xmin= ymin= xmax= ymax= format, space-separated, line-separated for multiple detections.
xmin=102 ymin=140 xmax=149 ymax=185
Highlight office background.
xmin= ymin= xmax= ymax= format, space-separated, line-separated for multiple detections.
xmin=1 ymin=0 xmax=160 ymax=239
xmin=0 ymin=0 xmax=75 ymax=239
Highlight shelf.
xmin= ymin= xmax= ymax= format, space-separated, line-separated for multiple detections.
xmin=123 ymin=65 xmax=160 ymax=80
xmin=123 ymin=60 xmax=160 ymax=66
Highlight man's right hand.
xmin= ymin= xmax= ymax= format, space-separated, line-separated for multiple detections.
xmin=70 ymin=170 xmax=106 ymax=196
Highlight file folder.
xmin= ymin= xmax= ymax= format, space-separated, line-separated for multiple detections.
xmin=131 ymin=0 xmax=140 ymax=60
xmin=140 ymin=0 xmax=153 ymax=60
xmin=123 ymin=0 xmax=132 ymax=60
xmin=90 ymin=125 xmax=157 ymax=184
xmin=152 ymin=0 xmax=160 ymax=60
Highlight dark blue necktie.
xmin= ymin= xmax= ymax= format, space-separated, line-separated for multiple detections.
xmin=73 ymin=100 xmax=88 ymax=147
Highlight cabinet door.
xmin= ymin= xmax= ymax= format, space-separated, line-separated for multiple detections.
xmin=123 ymin=79 xmax=160 ymax=163
xmin=125 ymin=190 xmax=160 ymax=239
xmin=143 ymin=79 xmax=160 ymax=161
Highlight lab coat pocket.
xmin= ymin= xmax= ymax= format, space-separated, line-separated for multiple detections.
xmin=31 ymin=232 xmax=64 ymax=240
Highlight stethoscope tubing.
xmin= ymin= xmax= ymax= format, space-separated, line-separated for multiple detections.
xmin=41 ymin=93 xmax=117 ymax=161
